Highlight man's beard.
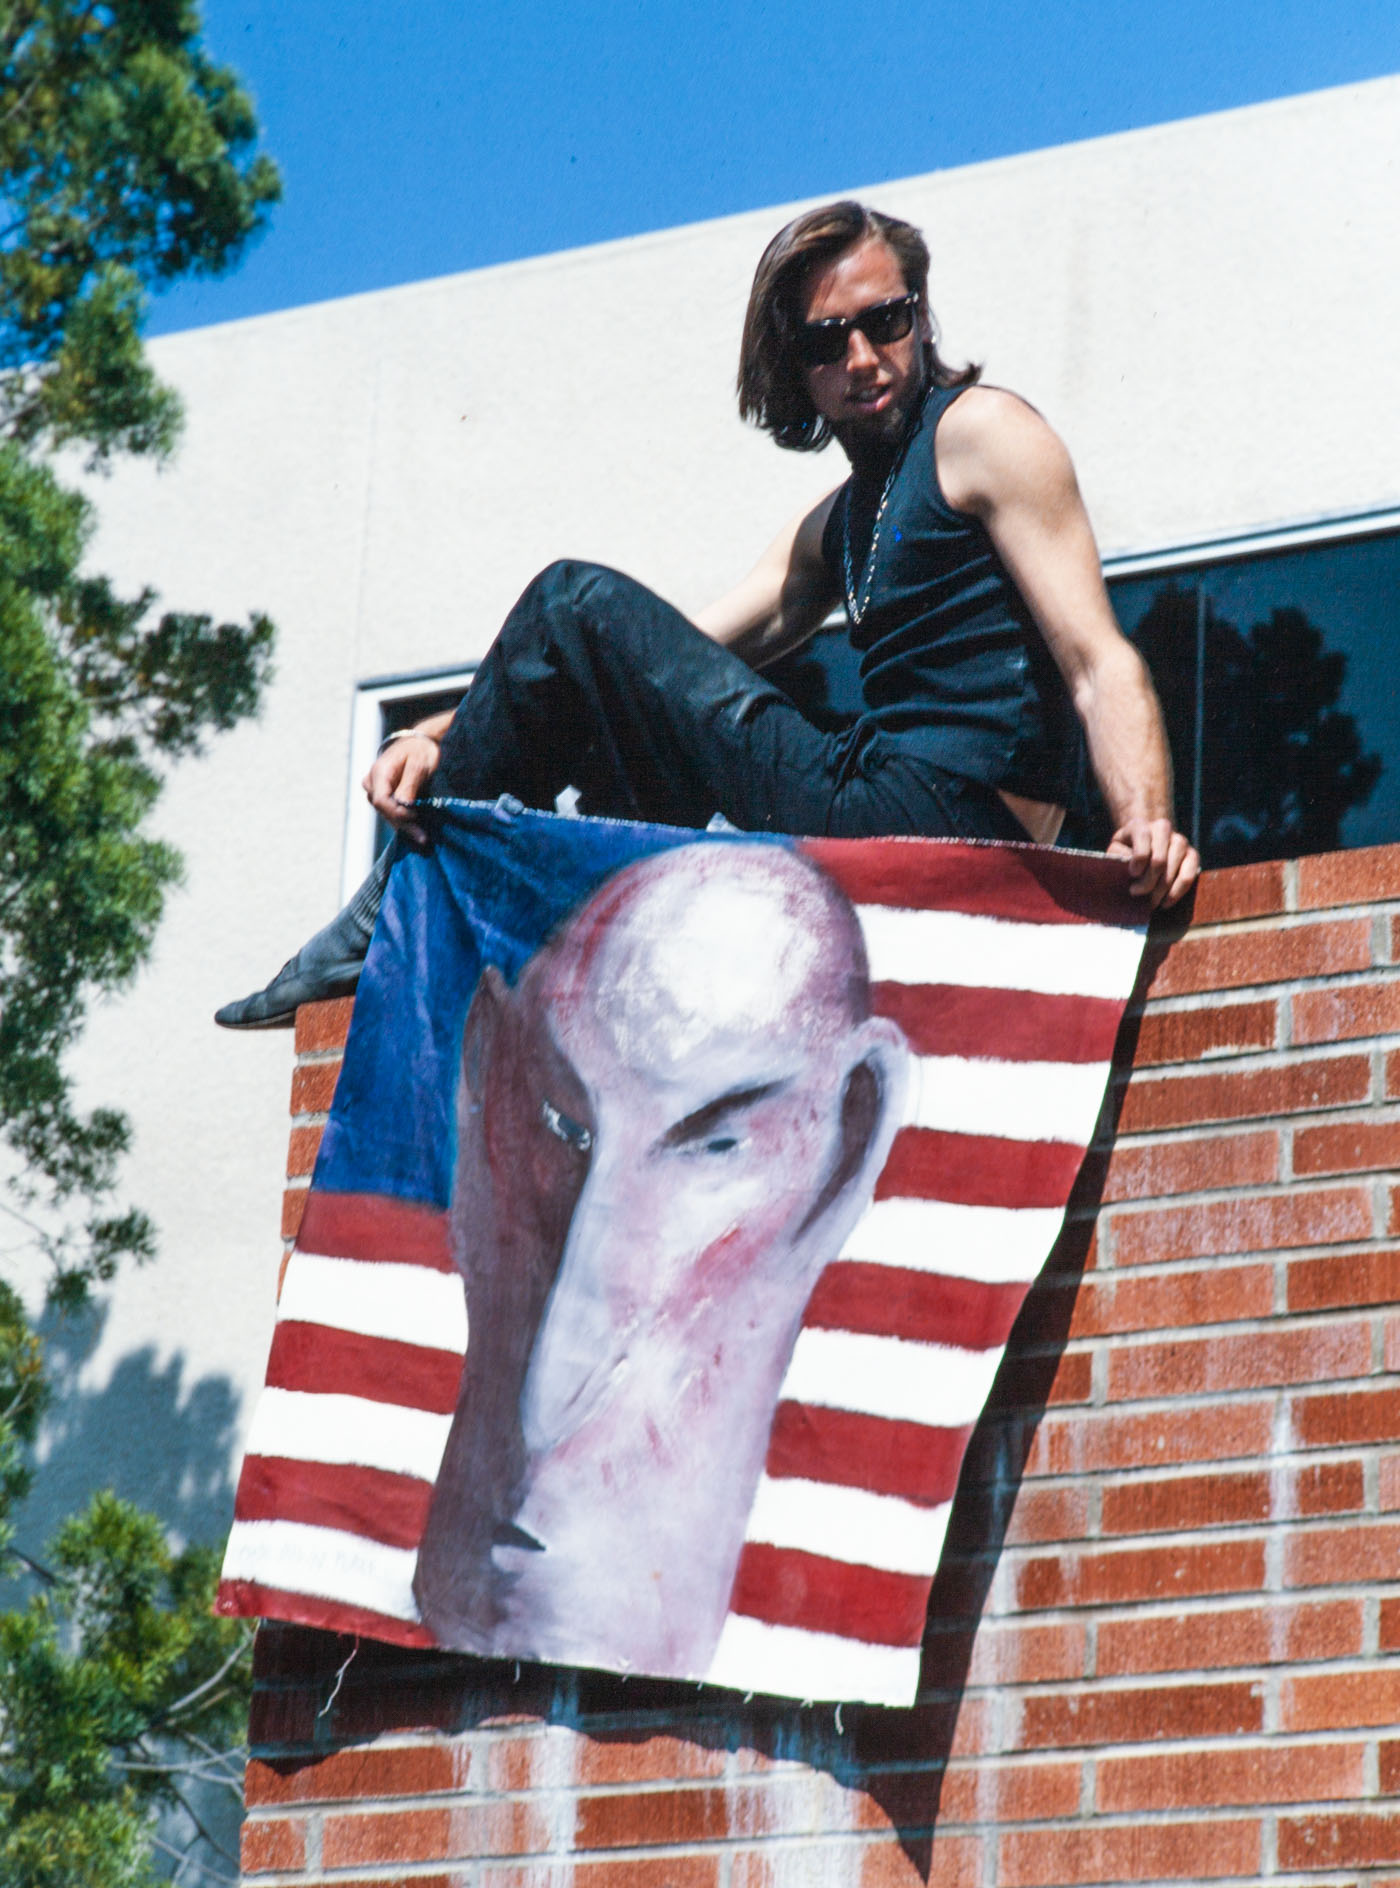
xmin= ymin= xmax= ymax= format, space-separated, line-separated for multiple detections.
xmin=833 ymin=355 xmax=929 ymax=469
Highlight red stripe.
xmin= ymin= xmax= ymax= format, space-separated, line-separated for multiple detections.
xmin=297 ymin=1191 xmax=453 ymax=1271
xmin=873 ymin=981 xmax=1124 ymax=1065
xmin=800 ymin=836 xmax=1139 ymax=928
xmin=765 ymin=1402 xmax=972 ymax=1505
xmin=266 ymin=1321 xmax=464 ymax=1414
xmin=729 ymin=1542 xmax=928 ymax=1648
xmin=877 ymin=1126 xmax=1085 ymax=1209
xmin=804 ymin=1261 xmax=1029 ymax=1352
xmin=234 ymin=1454 xmax=433 ymax=1551
xmin=215 ymin=1579 xmax=435 ymax=1648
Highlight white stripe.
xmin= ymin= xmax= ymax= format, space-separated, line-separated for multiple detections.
xmin=904 ymin=1053 xmax=1112 ymax=1145
xmin=221 ymin=1518 xmax=420 ymax=1622
xmin=278 ymin=1253 xmax=468 ymax=1354
xmin=782 ymin=1328 xmax=1005 ymax=1428
xmin=857 ymin=904 xmax=1145 ymax=999
xmin=244 ymin=1388 xmax=452 ymax=1481
xmin=746 ymin=1476 xmax=953 ymax=1577
xmin=707 ymin=1612 xmax=921 ymax=1707
xmin=840 ymin=1197 xmax=1066 ymax=1283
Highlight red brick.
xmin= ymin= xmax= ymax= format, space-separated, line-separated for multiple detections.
xmin=1384 ymin=1598 xmax=1400 ymax=1650
xmin=855 ymin=1834 xmax=981 ymax=1888
xmin=488 ymin=1863 xmax=718 ymax=1888
xmin=1296 ymin=1117 xmax=1400 ymax=1176
xmin=290 ymin=1059 xmax=341 ymax=1114
xmin=1070 ymin=1263 xmax=1272 ymax=1338
xmin=240 ymin=1817 xmax=306 ymax=1874
xmin=1293 ymin=1385 xmax=1400 ymax=1448
xmin=1288 ymin=1247 xmax=1400 ymax=1311
xmin=1146 ymin=918 xmax=1370 ymax=999
xmin=280 ymin=1185 xmax=308 ymax=1239
xmin=246 ymin=1742 xmax=468 ymax=1805
xmin=294 ymin=995 xmax=354 ymax=1051
xmin=1286 ymin=1519 xmax=1400 ymax=1586
xmin=1107 ymin=1319 xmax=1371 ymax=1398
xmin=1016 ymin=1537 xmax=1264 ymax=1611
xmin=286 ymin=1122 xmax=323 ymax=1178
xmin=1383 ymin=1453 xmax=1400 ymax=1511
xmin=1384 ymin=1741 xmax=1400 ymax=1792
xmin=1002 ymin=1484 xmax=1091 ymax=1545
xmin=1098 ymin=1739 xmax=1366 ymax=1811
xmin=1046 ymin=1350 xmax=1092 ymax=1405
xmin=1296 ymin=1457 xmax=1367 ymax=1515
xmin=1099 ymin=1598 xmax=1362 ymax=1676
xmin=1387 ymin=1048 xmax=1400 ymax=1098
xmin=1101 ymin=1131 xmax=1279 ymax=1202
xmin=1101 ymin=1469 xmax=1270 ymax=1534
xmin=1280 ymin=1811 xmax=1400 ymax=1870
xmin=1192 ymin=860 xmax=1288 ymax=924
xmin=1015 ymin=1681 xmax=1261 ymax=1750
xmin=1282 ymin=1667 xmax=1400 ymax=1731
xmin=1119 ymin=1054 xmax=1370 ymax=1132
xmin=1295 ymin=977 xmax=1400 ymax=1045
xmin=1109 ymin=1188 xmax=1372 ymax=1266
xmin=575 ymin=1787 xmax=735 ymax=1850
xmin=938 ymin=1760 xmax=1082 ymax=1824
xmin=573 ymin=1734 xmax=728 ymax=1786
xmin=323 ymin=1802 xmax=546 ymax=1865
xmin=1298 ymin=843 xmax=1400 ymax=909
xmin=999 ymin=1817 xmax=1259 ymax=1884
xmin=1387 ymin=1187 xmax=1400 ymax=1237
xmin=1027 ymin=1401 xmax=1273 ymax=1477
xmin=965 ymin=1620 xmax=1087 ymax=1686
xmin=1130 ymin=999 xmax=1278 ymax=1068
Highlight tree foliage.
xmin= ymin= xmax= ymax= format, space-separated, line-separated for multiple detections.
xmin=0 ymin=4 xmax=278 ymax=1879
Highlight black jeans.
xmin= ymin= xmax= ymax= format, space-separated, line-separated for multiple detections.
xmin=432 ymin=560 xmax=1031 ymax=842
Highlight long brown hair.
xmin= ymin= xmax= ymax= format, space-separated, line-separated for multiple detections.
xmin=737 ymin=200 xmax=980 ymax=452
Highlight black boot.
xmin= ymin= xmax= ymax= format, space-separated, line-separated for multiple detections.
xmin=214 ymin=846 xmax=393 ymax=1029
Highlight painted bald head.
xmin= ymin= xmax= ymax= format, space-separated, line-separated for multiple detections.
xmin=415 ymin=843 xmax=908 ymax=1676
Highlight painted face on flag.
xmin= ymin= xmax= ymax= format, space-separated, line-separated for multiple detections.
xmin=414 ymin=844 xmax=909 ymax=1675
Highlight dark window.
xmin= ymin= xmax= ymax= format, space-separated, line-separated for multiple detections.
xmin=1063 ymin=527 xmax=1400 ymax=866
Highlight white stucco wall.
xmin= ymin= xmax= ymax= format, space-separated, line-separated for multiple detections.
xmin=28 ymin=72 xmax=1400 ymax=1547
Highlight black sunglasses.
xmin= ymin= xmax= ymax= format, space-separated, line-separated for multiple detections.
xmin=796 ymin=293 xmax=919 ymax=367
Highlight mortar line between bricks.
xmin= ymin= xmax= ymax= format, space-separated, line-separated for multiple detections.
xmin=1112 ymin=1037 xmax=1399 ymax=1080
xmin=1051 ymin=1236 xmax=1400 ymax=1275
xmin=1102 ymin=1109 xmax=1393 ymax=1145
xmin=942 ymin=1576 xmax=1400 ymax=1620
xmin=1050 ymin=1300 xmax=1393 ymax=1342
xmin=950 ymin=1635 xmax=1400 ymax=1682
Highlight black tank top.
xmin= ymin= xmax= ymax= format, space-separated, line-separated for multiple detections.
xmin=820 ymin=382 xmax=1082 ymax=803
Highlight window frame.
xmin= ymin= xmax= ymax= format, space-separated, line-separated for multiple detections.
xmin=341 ymin=664 xmax=477 ymax=902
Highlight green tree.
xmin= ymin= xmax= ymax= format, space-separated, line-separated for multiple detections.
xmin=0 ymin=4 xmax=279 ymax=1880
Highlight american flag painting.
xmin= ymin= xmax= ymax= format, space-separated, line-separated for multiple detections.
xmin=218 ymin=800 xmax=1146 ymax=1707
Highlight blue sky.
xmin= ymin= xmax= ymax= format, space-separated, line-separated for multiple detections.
xmin=150 ymin=0 xmax=1400 ymax=336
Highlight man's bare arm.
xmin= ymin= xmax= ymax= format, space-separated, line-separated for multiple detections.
xmin=938 ymin=388 xmax=1200 ymax=908
xmin=694 ymin=490 xmax=843 ymax=667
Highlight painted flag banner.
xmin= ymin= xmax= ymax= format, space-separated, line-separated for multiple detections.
xmin=218 ymin=800 xmax=1147 ymax=1707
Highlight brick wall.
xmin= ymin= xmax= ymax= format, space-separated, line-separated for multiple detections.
xmin=248 ymin=845 xmax=1400 ymax=1887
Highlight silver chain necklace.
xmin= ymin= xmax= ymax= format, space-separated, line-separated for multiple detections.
xmin=840 ymin=394 xmax=926 ymax=625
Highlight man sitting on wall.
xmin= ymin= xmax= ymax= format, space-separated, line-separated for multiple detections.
xmin=217 ymin=199 xmax=1199 ymax=1028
